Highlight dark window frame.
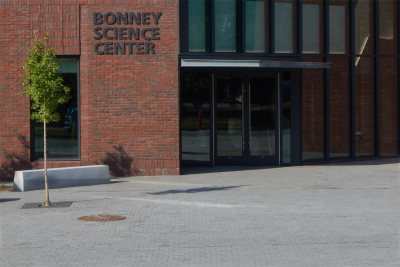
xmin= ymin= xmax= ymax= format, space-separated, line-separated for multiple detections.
xmin=180 ymin=0 xmax=301 ymax=56
xmin=179 ymin=0 xmax=400 ymax=167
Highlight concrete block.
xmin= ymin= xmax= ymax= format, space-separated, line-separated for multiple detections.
xmin=13 ymin=165 xmax=110 ymax=192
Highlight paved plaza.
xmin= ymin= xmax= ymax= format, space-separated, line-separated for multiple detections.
xmin=0 ymin=159 xmax=399 ymax=266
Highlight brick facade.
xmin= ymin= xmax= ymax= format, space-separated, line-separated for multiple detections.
xmin=0 ymin=0 xmax=180 ymax=179
xmin=0 ymin=0 xmax=398 ymax=180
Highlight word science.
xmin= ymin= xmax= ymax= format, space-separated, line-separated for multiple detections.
xmin=93 ymin=12 xmax=163 ymax=55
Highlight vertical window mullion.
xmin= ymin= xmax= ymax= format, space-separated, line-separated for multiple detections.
xmin=297 ymin=0 xmax=302 ymax=55
xmin=180 ymin=0 xmax=188 ymax=53
xmin=323 ymin=0 xmax=329 ymax=160
xmin=270 ymin=0 xmax=275 ymax=53
xmin=350 ymin=0 xmax=356 ymax=158
xmin=206 ymin=0 xmax=212 ymax=52
xmin=396 ymin=0 xmax=400 ymax=156
xmin=374 ymin=0 xmax=380 ymax=157
xmin=237 ymin=0 xmax=243 ymax=53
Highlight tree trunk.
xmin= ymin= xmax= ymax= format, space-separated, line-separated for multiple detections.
xmin=43 ymin=120 xmax=50 ymax=207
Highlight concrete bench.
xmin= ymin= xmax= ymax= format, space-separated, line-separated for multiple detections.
xmin=13 ymin=165 xmax=110 ymax=192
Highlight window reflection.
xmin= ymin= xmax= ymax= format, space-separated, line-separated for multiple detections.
xmin=302 ymin=2 xmax=320 ymax=54
xmin=245 ymin=0 xmax=266 ymax=52
xmin=216 ymin=78 xmax=243 ymax=156
xmin=214 ymin=0 xmax=236 ymax=52
xmin=274 ymin=0 xmax=294 ymax=53
xmin=329 ymin=0 xmax=347 ymax=54
xmin=250 ymin=77 xmax=276 ymax=156
xmin=188 ymin=0 xmax=206 ymax=52
xmin=33 ymin=58 xmax=79 ymax=160
xmin=181 ymin=73 xmax=211 ymax=162
xmin=379 ymin=0 xmax=395 ymax=55
xmin=355 ymin=0 xmax=372 ymax=55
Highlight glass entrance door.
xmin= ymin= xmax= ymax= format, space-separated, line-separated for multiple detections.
xmin=215 ymin=74 xmax=278 ymax=165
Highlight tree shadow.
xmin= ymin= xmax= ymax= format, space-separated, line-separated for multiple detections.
xmin=101 ymin=145 xmax=140 ymax=177
xmin=0 ymin=136 xmax=32 ymax=181
xmin=148 ymin=185 xmax=245 ymax=195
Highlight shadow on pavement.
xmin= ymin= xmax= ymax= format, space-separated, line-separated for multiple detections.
xmin=0 ymin=198 xmax=20 ymax=203
xmin=110 ymin=180 xmax=128 ymax=184
xmin=181 ymin=166 xmax=279 ymax=175
xmin=182 ymin=158 xmax=399 ymax=175
xmin=148 ymin=185 xmax=245 ymax=195
xmin=322 ymin=157 xmax=399 ymax=166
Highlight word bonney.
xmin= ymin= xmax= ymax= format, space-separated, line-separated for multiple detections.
xmin=93 ymin=12 xmax=163 ymax=55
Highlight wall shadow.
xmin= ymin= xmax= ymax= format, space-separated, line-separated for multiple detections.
xmin=181 ymin=166 xmax=279 ymax=175
xmin=0 ymin=136 xmax=32 ymax=181
xmin=148 ymin=185 xmax=245 ymax=195
xmin=101 ymin=145 xmax=140 ymax=177
xmin=314 ymin=157 xmax=400 ymax=166
xmin=0 ymin=198 xmax=20 ymax=203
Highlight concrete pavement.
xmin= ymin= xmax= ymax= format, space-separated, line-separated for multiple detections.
xmin=0 ymin=159 xmax=399 ymax=266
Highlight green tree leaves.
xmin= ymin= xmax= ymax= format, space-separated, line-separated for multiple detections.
xmin=23 ymin=33 xmax=70 ymax=123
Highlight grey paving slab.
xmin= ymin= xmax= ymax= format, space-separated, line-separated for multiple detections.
xmin=0 ymin=159 xmax=399 ymax=267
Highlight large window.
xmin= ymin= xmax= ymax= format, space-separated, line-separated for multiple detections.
xmin=329 ymin=1 xmax=346 ymax=54
xmin=214 ymin=0 xmax=237 ymax=52
xmin=181 ymin=72 xmax=211 ymax=163
xmin=379 ymin=0 xmax=396 ymax=55
xmin=33 ymin=58 xmax=79 ymax=160
xmin=355 ymin=0 xmax=373 ymax=55
xmin=274 ymin=0 xmax=295 ymax=53
xmin=302 ymin=1 xmax=321 ymax=54
xmin=188 ymin=0 xmax=207 ymax=52
xmin=185 ymin=0 xmax=303 ymax=55
xmin=245 ymin=0 xmax=267 ymax=52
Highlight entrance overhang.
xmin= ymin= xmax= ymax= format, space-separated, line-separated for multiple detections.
xmin=181 ymin=59 xmax=331 ymax=69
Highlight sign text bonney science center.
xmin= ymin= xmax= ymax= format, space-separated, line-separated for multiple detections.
xmin=93 ymin=12 xmax=162 ymax=55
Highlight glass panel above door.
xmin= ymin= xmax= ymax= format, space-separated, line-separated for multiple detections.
xmin=245 ymin=0 xmax=266 ymax=52
xmin=274 ymin=0 xmax=294 ymax=53
xmin=214 ymin=0 xmax=237 ymax=52
xmin=302 ymin=3 xmax=320 ymax=54
xmin=188 ymin=0 xmax=206 ymax=52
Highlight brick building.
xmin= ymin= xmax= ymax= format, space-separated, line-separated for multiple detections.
xmin=0 ymin=0 xmax=398 ymax=179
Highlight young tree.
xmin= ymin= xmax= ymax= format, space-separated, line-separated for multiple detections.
xmin=22 ymin=32 xmax=70 ymax=207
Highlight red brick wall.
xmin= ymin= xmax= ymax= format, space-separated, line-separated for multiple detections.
xmin=0 ymin=0 xmax=179 ymax=179
xmin=328 ymin=0 xmax=350 ymax=158
xmin=380 ymin=0 xmax=398 ymax=156
xmin=0 ymin=4 xmax=31 ymax=180
xmin=355 ymin=56 xmax=375 ymax=156
xmin=380 ymin=57 xmax=398 ymax=156
xmin=329 ymin=56 xmax=350 ymax=158
xmin=302 ymin=56 xmax=324 ymax=160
